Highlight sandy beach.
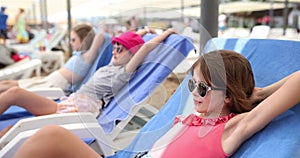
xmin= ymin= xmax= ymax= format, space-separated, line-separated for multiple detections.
xmin=146 ymin=73 xmax=183 ymax=110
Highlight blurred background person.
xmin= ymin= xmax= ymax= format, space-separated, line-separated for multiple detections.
xmin=218 ymin=12 xmax=227 ymax=35
xmin=0 ymin=23 xmax=96 ymax=94
xmin=0 ymin=6 xmax=8 ymax=45
xmin=130 ymin=16 xmax=140 ymax=29
xmin=14 ymin=8 xmax=29 ymax=43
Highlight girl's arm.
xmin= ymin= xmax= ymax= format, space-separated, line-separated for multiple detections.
xmin=125 ymin=28 xmax=176 ymax=73
xmin=81 ymin=32 xmax=105 ymax=64
xmin=226 ymin=70 xmax=300 ymax=154
xmin=136 ymin=27 xmax=156 ymax=36
xmin=250 ymin=70 xmax=300 ymax=104
xmin=59 ymin=32 xmax=105 ymax=84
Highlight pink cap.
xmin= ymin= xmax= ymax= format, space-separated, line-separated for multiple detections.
xmin=112 ymin=31 xmax=145 ymax=54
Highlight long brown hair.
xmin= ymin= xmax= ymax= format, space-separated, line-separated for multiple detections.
xmin=194 ymin=50 xmax=255 ymax=113
xmin=72 ymin=23 xmax=95 ymax=51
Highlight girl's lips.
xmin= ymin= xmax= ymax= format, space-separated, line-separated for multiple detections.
xmin=194 ymin=99 xmax=202 ymax=105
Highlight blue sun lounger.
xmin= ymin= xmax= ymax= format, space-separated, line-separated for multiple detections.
xmin=112 ymin=38 xmax=300 ymax=158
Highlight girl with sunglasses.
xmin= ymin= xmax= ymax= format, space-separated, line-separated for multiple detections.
xmin=0 ymin=23 xmax=97 ymax=94
xmin=12 ymin=49 xmax=300 ymax=158
xmin=145 ymin=50 xmax=300 ymax=157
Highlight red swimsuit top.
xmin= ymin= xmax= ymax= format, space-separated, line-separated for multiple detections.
xmin=160 ymin=113 xmax=236 ymax=158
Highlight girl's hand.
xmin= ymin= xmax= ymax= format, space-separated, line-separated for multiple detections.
xmin=249 ymin=87 xmax=264 ymax=106
xmin=147 ymin=27 xmax=157 ymax=34
xmin=57 ymin=96 xmax=78 ymax=113
xmin=166 ymin=28 xmax=177 ymax=34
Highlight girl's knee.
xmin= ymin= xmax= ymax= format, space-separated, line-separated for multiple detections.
xmin=32 ymin=125 xmax=67 ymax=143
xmin=38 ymin=125 xmax=67 ymax=136
xmin=4 ymin=86 xmax=23 ymax=95
xmin=0 ymin=87 xmax=23 ymax=100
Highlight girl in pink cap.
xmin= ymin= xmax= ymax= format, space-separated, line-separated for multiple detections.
xmin=0 ymin=28 xmax=176 ymax=137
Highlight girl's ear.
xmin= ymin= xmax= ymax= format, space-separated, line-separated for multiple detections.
xmin=224 ymin=96 xmax=231 ymax=104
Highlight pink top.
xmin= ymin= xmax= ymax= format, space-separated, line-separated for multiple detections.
xmin=160 ymin=113 xmax=236 ymax=158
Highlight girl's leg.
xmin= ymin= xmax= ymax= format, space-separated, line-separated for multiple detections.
xmin=0 ymin=87 xmax=57 ymax=115
xmin=14 ymin=125 xmax=102 ymax=158
xmin=0 ymin=125 xmax=12 ymax=138
xmin=0 ymin=80 xmax=18 ymax=93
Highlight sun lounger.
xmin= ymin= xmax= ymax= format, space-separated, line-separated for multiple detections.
xmin=113 ymin=37 xmax=300 ymax=157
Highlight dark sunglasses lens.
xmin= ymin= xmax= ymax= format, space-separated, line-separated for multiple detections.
xmin=188 ymin=79 xmax=209 ymax=97
xmin=188 ymin=79 xmax=195 ymax=92
xmin=117 ymin=47 xmax=123 ymax=53
xmin=113 ymin=47 xmax=122 ymax=53
xmin=198 ymin=83 xmax=207 ymax=97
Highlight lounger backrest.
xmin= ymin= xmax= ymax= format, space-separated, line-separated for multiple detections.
xmin=98 ymin=34 xmax=195 ymax=134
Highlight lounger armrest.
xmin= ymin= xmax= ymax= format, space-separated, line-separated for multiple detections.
xmin=27 ymin=87 xmax=65 ymax=100
xmin=0 ymin=113 xmax=115 ymax=157
xmin=0 ymin=59 xmax=42 ymax=80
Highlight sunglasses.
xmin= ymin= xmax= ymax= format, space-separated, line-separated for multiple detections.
xmin=188 ymin=78 xmax=225 ymax=97
xmin=113 ymin=46 xmax=124 ymax=54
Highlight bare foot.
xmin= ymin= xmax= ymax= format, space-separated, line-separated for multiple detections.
xmin=0 ymin=126 xmax=13 ymax=138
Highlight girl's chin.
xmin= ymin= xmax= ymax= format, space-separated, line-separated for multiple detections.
xmin=194 ymin=105 xmax=207 ymax=114
xmin=112 ymin=62 xmax=120 ymax=66
xmin=112 ymin=60 xmax=118 ymax=65
xmin=195 ymin=109 xmax=206 ymax=114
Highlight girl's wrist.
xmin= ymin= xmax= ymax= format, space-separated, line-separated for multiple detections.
xmin=257 ymin=87 xmax=266 ymax=102
xmin=166 ymin=28 xmax=176 ymax=34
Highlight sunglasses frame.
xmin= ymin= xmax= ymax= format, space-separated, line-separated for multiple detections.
xmin=113 ymin=45 xmax=124 ymax=54
xmin=70 ymin=38 xmax=76 ymax=42
xmin=188 ymin=78 xmax=225 ymax=97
